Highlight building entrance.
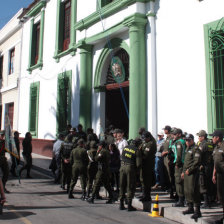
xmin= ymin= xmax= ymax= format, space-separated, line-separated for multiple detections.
xmin=106 ymin=87 xmax=129 ymax=138
xmin=104 ymin=48 xmax=129 ymax=137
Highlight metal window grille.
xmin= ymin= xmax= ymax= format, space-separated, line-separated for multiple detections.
xmin=209 ymin=28 xmax=224 ymax=131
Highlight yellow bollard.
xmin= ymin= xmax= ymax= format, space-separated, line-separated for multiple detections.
xmin=148 ymin=194 xmax=162 ymax=218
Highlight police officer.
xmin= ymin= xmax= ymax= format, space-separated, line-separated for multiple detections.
xmin=119 ymin=138 xmax=142 ymax=211
xmin=139 ymin=131 xmax=157 ymax=202
xmin=87 ymin=141 xmax=113 ymax=204
xmin=181 ymin=134 xmax=202 ymax=220
xmin=0 ymin=131 xmax=9 ymax=193
xmin=162 ymin=125 xmax=175 ymax=198
xmin=171 ymin=128 xmax=186 ymax=207
xmin=86 ymin=141 xmax=98 ymax=198
xmin=210 ymin=130 xmax=224 ymax=224
xmin=196 ymin=130 xmax=215 ymax=208
xmin=60 ymin=134 xmax=73 ymax=192
xmin=19 ymin=132 xmax=33 ymax=180
xmin=68 ymin=139 xmax=88 ymax=200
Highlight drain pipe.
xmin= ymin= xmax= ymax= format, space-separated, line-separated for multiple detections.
xmin=147 ymin=1 xmax=158 ymax=137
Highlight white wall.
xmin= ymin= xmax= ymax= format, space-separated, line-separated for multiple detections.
xmin=153 ymin=0 xmax=224 ymax=136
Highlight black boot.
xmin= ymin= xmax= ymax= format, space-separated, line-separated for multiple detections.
xmin=86 ymin=188 xmax=91 ymax=199
xmin=128 ymin=200 xmax=137 ymax=211
xmin=172 ymin=196 xmax=184 ymax=207
xmin=68 ymin=190 xmax=74 ymax=199
xmin=191 ymin=206 xmax=202 ymax=220
xmin=87 ymin=195 xmax=95 ymax=204
xmin=201 ymin=194 xmax=210 ymax=209
xmin=119 ymin=199 xmax=125 ymax=210
xmin=183 ymin=203 xmax=194 ymax=215
xmin=81 ymin=191 xmax=86 ymax=201
xmin=106 ymin=198 xmax=113 ymax=204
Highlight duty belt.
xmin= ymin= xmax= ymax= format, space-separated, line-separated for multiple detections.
xmin=121 ymin=161 xmax=133 ymax=165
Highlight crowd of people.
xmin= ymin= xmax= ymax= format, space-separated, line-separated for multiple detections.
xmin=51 ymin=124 xmax=224 ymax=223
xmin=0 ymin=122 xmax=223 ymax=223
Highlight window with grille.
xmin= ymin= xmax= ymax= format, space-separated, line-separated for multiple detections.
xmin=34 ymin=23 xmax=40 ymax=65
xmin=56 ymin=70 xmax=72 ymax=134
xmin=63 ymin=0 xmax=71 ymax=51
xmin=9 ymin=48 xmax=15 ymax=75
xmin=29 ymin=82 xmax=40 ymax=137
xmin=205 ymin=18 xmax=224 ymax=132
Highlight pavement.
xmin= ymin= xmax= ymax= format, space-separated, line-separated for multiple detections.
xmin=7 ymin=153 xmax=224 ymax=224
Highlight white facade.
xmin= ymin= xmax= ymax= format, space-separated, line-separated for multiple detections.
xmin=16 ymin=0 xmax=224 ymax=142
xmin=0 ymin=9 xmax=24 ymax=131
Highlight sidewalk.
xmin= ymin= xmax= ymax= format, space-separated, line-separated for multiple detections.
xmin=16 ymin=153 xmax=224 ymax=224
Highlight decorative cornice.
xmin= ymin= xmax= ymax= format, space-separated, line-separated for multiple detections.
xmin=75 ymin=0 xmax=151 ymax=31
xmin=122 ymin=13 xmax=147 ymax=27
xmin=26 ymin=0 xmax=46 ymax=17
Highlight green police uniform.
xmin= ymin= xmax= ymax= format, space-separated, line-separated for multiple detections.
xmin=119 ymin=144 xmax=142 ymax=204
xmin=183 ymin=144 xmax=201 ymax=207
xmin=68 ymin=144 xmax=88 ymax=199
xmin=213 ymin=141 xmax=224 ymax=205
xmin=198 ymin=139 xmax=215 ymax=207
xmin=0 ymin=140 xmax=9 ymax=189
xmin=163 ymin=135 xmax=175 ymax=195
xmin=60 ymin=141 xmax=73 ymax=191
xmin=140 ymin=137 xmax=157 ymax=201
xmin=171 ymin=138 xmax=185 ymax=206
xmin=86 ymin=141 xmax=98 ymax=197
xmin=88 ymin=145 xmax=113 ymax=204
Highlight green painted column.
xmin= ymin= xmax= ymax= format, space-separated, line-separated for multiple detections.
xmin=69 ymin=0 xmax=77 ymax=49
xmin=54 ymin=0 xmax=62 ymax=56
xmin=28 ymin=18 xmax=34 ymax=68
xmin=124 ymin=14 xmax=147 ymax=139
xmin=79 ymin=44 xmax=93 ymax=131
xmin=37 ymin=9 xmax=45 ymax=66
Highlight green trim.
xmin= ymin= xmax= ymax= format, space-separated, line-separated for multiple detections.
xmin=56 ymin=70 xmax=72 ymax=134
xmin=94 ymin=38 xmax=129 ymax=89
xmin=204 ymin=18 xmax=224 ymax=133
xmin=127 ymin=14 xmax=147 ymax=139
xmin=75 ymin=0 xmax=151 ymax=31
xmin=28 ymin=18 xmax=34 ymax=70
xmin=54 ymin=0 xmax=77 ymax=62
xmin=29 ymin=81 xmax=40 ymax=138
xmin=37 ymin=9 xmax=45 ymax=65
xmin=26 ymin=0 xmax=46 ymax=17
xmin=79 ymin=44 xmax=93 ymax=131
xmin=27 ymin=9 xmax=45 ymax=73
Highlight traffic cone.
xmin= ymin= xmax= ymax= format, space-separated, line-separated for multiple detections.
xmin=148 ymin=194 xmax=162 ymax=218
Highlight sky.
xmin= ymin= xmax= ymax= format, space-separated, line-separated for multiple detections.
xmin=0 ymin=0 xmax=33 ymax=29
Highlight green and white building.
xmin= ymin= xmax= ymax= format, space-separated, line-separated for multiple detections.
xmin=17 ymin=0 xmax=224 ymax=153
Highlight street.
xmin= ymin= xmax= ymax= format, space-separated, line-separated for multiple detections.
xmin=0 ymin=169 xmax=178 ymax=224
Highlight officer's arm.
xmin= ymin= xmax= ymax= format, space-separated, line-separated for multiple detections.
xmin=59 ymin=144 xmax=64 ymax=160
xmin=136 ymin=149 xmax=142 ymax=169
xmin=176 ymin=143 xmax=183 ymax=166
xmin=188 ymin=148 xmax=201 ymax=174
xmin=70 ymin=150 xmax=74 ymax=165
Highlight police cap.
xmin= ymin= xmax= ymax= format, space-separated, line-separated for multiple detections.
xmin=77 ymin=138 xmax=84 ymax=145
xmin=196 ymin=130 xmax=207 ymax=137
xmin=171 ymin=128 xmax=182 ymax=135
xmin=163 ymin=125 xmax=171 ymax=132
xmin=185 ymin=133 xmax=194 ymax=141
xmin=141 ymin=131 xmax=151 ymax=139
xmin=209 ymin=130 xmax=223 ymax=139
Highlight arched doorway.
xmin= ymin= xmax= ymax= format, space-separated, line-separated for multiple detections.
xmin=105 ymin=48 xmax=129 ymax=137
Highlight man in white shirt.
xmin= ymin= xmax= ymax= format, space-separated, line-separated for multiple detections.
xmin=53 ymin=133 xmax=64 ymax=183
xmin=115 ymin=129 xmax=128 ymax=156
